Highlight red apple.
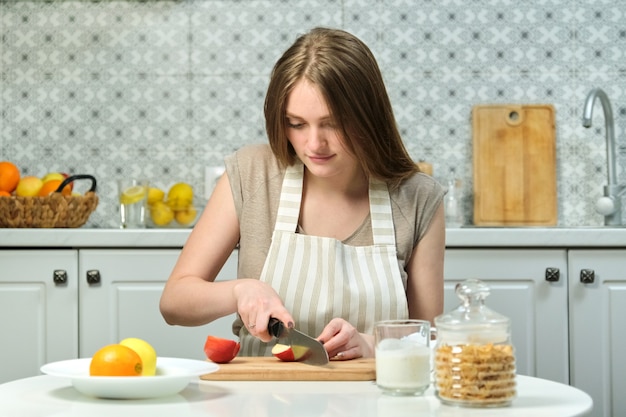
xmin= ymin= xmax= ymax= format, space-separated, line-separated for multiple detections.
xmin=204 ymin=335 xmax=240 ymax=364
xmin=271 ymin=343 xmax=311 ymax=362
xmin=61 ymin=172 xmax=73 ymax=191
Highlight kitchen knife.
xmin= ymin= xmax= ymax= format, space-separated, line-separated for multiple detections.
xmin=268 ymin=318 xmax=329 ymax=366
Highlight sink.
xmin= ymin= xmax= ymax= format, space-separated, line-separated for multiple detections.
xmin=582 ymin=88 xmax=626 ymax=226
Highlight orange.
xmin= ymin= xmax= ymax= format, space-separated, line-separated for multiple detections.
xmin=89 ymin=344 xmax=143 ymax=377
xmin=38 ymin=179 xmax=71 ymax=197
xmin=0 ymin=161 xmax=20 ymax=193
xmin=0 ymin=190 xmax=11 ymax=197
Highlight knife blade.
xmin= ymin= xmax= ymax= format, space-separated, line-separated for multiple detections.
xmin=268 ymin=318 xmax=329 ymax=366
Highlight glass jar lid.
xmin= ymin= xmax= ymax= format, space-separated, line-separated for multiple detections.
xmin=434 ymin=279 xmax=510 ymax=344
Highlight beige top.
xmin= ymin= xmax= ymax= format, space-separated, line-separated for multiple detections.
xmin=225 ymin=143 xmax=445 ymax=282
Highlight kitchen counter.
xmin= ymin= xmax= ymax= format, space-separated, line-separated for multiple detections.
xmin=0 ymin=228 xmax=192 ymax=248
xmin=0 ymin=374 xmax=592 ymax=417
xmin=0 ymin=227 xmax=625 ymax=248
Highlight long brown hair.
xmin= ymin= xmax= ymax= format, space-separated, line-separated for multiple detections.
xmin=264 ymin=27 xmax=419 ymax=186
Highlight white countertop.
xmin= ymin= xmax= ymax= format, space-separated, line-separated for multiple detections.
xmin=0 ymin=228 xmax=192 ymax=248
xmin=0 ymin=374 xmax=592 ymax=417
xmin=0 ymin=227 xmax=625 ymax=248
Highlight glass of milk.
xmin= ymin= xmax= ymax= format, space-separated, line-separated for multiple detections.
xmin=375 ymin=319 xmax=432 ymax=396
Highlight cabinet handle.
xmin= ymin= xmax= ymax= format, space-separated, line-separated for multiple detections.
xmin=53 ymin=270 xmax=67 ymax=285
xmin=580 ymin=269 xmax=595 ymax=284
xmin=545 ymin=267 xmax=560 ymax=282
xmin=86 ymin=270 xmax=101 ymax=285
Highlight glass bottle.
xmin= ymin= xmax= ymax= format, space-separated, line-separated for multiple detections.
xmin=444 ymin=167 xmax=463 ymax=227
xmin=433 ymin=279 xmax=516 ymax=407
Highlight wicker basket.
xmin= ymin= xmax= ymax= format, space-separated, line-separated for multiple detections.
xmin=0 ymin=174 xmax=98 ymax=228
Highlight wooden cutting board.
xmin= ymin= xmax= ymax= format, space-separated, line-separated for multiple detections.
xmin=472 ymin=104 xmax=557 ymax=226
xmin=200 ymin=357 xmax=375 ymax=381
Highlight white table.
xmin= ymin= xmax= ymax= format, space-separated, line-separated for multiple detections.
xmin=0 ymin=374 xmax=592 ymax=417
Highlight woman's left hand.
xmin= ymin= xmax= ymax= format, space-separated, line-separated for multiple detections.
xmin=317 ymin=318 xmax=374 ymax=360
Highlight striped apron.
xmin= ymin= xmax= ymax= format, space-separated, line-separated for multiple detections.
xmin=239 ymin=162 xmax=408 ymax=356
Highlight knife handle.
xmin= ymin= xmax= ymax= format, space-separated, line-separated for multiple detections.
xmin=268 ymin=317 xmax=284 ymax=338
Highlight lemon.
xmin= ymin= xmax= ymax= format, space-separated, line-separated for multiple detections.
xmin=147 ymin=187 xmax=165 ymax=205
xmin=120 ymin=185 xmax=147 ymax=205
xmin=175 ymin=206 xmax=198 ymax=226
xmin=16 ymin=176 xmax=43 ymax=197
xmin=119 ymin=338 xmax=157 ymax=376
xmin=150 ymin=201 xmax=174 ymax=226
xmin=167 ymin=182 xmax=193 ymax=210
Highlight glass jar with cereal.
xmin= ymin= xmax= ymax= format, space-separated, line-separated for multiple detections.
xmin=433 ymin=279 xmax=516 ymax=407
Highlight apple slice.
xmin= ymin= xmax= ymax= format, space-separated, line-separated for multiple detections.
xmin=271 ymin=343 xmax=311 ymax=362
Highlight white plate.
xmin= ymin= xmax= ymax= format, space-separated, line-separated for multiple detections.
xmin=40 ymin=357 xmax=219 ymax=399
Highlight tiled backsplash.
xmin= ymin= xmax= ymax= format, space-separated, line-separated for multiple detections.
xmin=1 ymin=0 xmax=625 ymax=228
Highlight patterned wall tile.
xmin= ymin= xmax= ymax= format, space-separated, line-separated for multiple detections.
xmin=190 ymin=73 xmax=268 ymax=150
xmin=190 ymin=0 xmax=342 ymax=76
xmin=2 ymin=1 xmax=190 ymax=75
xmin=1 ymin=0 xmax=626 ymax=228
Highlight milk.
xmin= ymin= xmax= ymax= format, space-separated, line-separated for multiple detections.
xmin=375 ymin=338 xmax=431 ymax=395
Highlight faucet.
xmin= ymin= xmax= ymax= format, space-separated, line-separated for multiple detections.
xmin=582 ymin=88 xmax=626 ymax=226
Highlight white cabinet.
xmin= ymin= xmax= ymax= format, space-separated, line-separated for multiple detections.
xmin=78 ymin=249 xmax=238 ymax=359
xmin=443 ymin=249 xmax=569 ymax=384
xmin=0 ymin=248 xmax=237 ymax=384
xmin=445 ymin=248 xmax=626 ymax=417
xmin=0 ymin=250 xmax=78 ymax=384
xmin=568 ymin=249 xmax=626 ymax=417
xmin=2 ymin=241 xmax=622 ymax=417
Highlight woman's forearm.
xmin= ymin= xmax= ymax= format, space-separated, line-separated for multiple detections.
xmin=159 ymin=277 xmax=241 ymax=326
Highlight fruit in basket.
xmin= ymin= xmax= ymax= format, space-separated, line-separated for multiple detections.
xmin=204 ymin=335 xmax=240 ymax=364
xmin=61 ymin=172 xmax=74 ymax=191
xmin=16 ymin=176 xmax=44 ymax=197
xmin=0 ymin=161 xmax=20 ymax=193
xmin=120 ymin=337 xmax=157 ymax=376
xmin=167 ymin=182 xmax=193 ymax=210
xmin=0 ymin=190 xmax=10 ymax=197
xmin=38 ymin=179 xmax=72 ymax=196
xmin=41 ymin=172 xmax=64 ymax=183
xmin=150 ymin=201 xmax=174 ymax=226
xmin=42 ymin=171 xmax=74 ymax=192
xmin=89 ymin=344 xmax=143 ymax=377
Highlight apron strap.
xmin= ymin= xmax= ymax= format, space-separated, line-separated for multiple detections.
xmin=274 ymin=163 xmax=397 ymax=246
xmin=369 ymin=179 xmax=396 ymax=246
xmin=274 ymin=163 xmax=304 ymax=232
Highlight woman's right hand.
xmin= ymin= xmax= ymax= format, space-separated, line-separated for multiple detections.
xmin=232 ymin=279 xmax=294 ymax=343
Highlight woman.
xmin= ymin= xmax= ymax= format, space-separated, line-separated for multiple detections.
xmin=160 ymin=27 xmax=445 ymax=360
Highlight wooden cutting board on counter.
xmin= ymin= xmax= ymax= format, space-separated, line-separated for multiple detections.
xmin=200 ymin=357 xmax=375 ymax=381
xmin=472 ymin=104 xmax=557 ymax=226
